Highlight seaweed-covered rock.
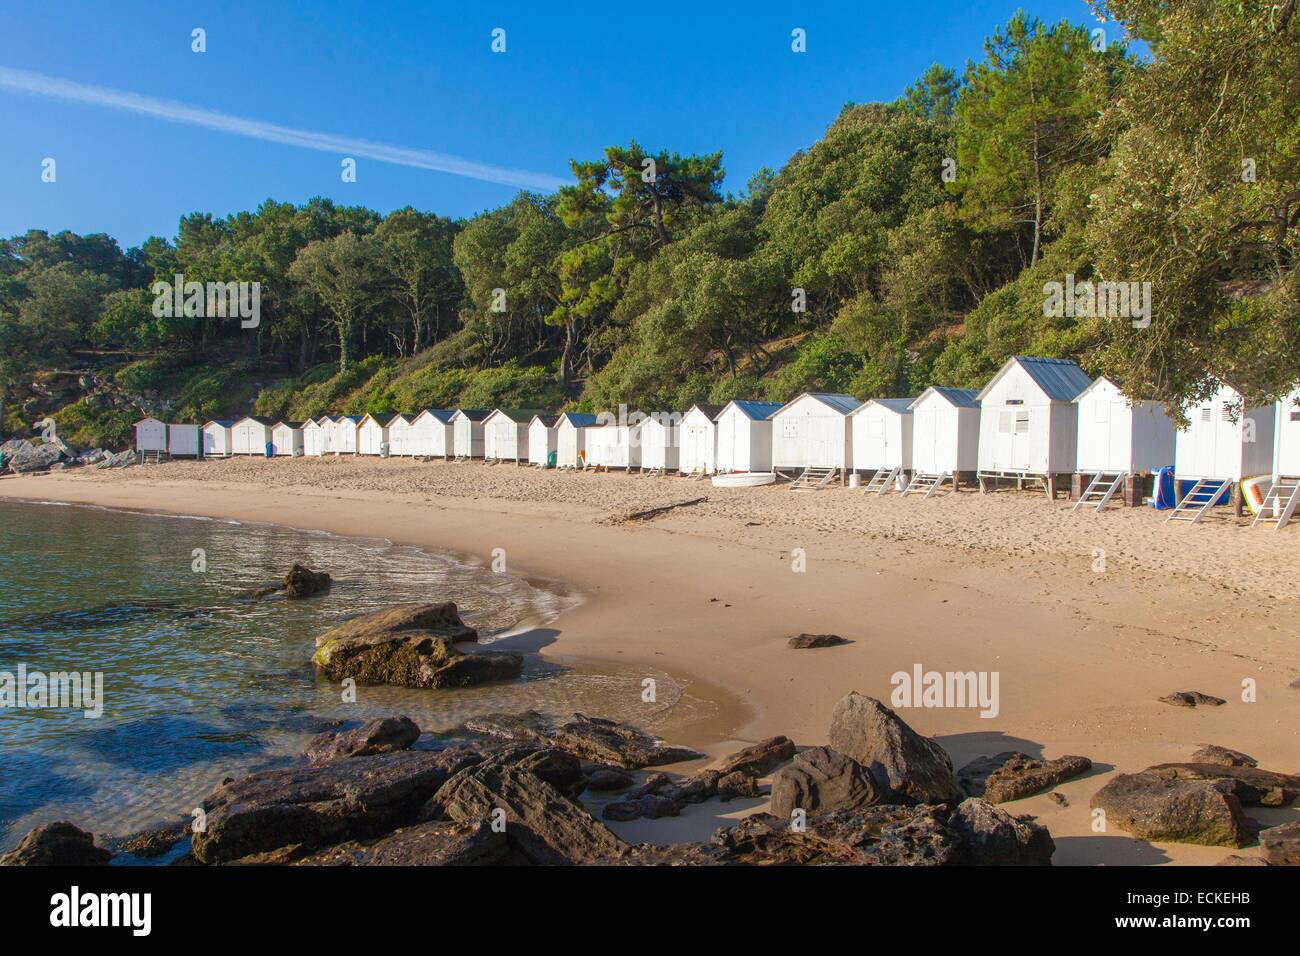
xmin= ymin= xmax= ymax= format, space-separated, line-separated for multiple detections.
xmin=284 ymin=563 xmax=331 ymax=598
xmin=305 ymin=716 xmax=421 ymax=763
xmin=0 ymin=821 xmax=112 ymax=866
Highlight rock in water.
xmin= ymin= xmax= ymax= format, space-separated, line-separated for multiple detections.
xmin=111 ymin=820 xmax=190 ymax=859
xmin=948 ymin=798 xmax=1055 ymax=865
xmin=957 ymin=752 xmax=1092 ymax=803
xmin=295 ymin=819 xmax=511 ymax=866
xmin=305 ymin=716 xmax=421 ymax=763
xmin=283 ymin=563 xmax=331 ymax=598
xmin=1089 ymin=772 xmax=1250 ymax=847
xmin=770 ymin=746 xmax=880 ymax=819
xmin=788 ymin=633 xmax=849 ymax=649
xmin=1259 ymin=822 xmax=1300 ymax=865
xmin=1158 ymin=691 xmax=1226 ymax=708
xmin=192 ymin=747 xmax=485 ymax=863
xmin=828 ymin=692 xmax=962 ymax=805
xmin=0 ymin=821 xmax=112 ymax=866
xmin=313 ymin=604 xmax=521 ymax=689
xmin=714 ymin=736 xmax=796 ymax=777
xmin=1190 ymin=745 xmax=1257 ymax=768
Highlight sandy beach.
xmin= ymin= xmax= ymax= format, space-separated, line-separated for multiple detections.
xmin=3 ymin=456 xmax=1297 ymax=865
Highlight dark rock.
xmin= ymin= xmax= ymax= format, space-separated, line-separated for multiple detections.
xmin=192 ymin=746 xmax=485 ymax=863
xmin=601 ymin=800 xmax=645 ymax=822
xmin=305 ymin=716 xmax=421 ymax=763
xmin=112 ymin=819 xmax=190 ymax=859
xmin=295 ymin=819 xmax=510 ymax=866
xmin=464 ymin=710 xmax=703 ymax=769
xmin=514 ymin=748 xmax=587 ymax=799
xmin=1049 ymin=792 xmax=1069 ymax=807
xmin=283 ymin=563 xmax=331 ymax=598
xmin=957 ymin=751 xmax=1092 ymax=803
xmin=676 ymin=769 xmax=721 ymax=803
xmin=586 ymin=768 xmax=635 ymax=792
xmin=1216 ymin=855 xmax=1268 ymax=866
xmin=1190 ymin=745 xmax=1257 ymax=768
xmin=717 ymin=771 xmax=761 ymax=801
xmin=828 ymin=692 xmax=962 ymax=805
xmin=0 ymin=821 xmax=112 ymax=866
xmin=427 ymin=758 xmax=626 ymax=865
xmin=313 ymin=605 xmax=519 ymax=689
xmin=1159 ymin=691 xmax=1226 ymax=708
xmin=715 ymin=735 xmax=796 ymax=777
xmin=1144 ymin=763 xmax=1299 ymax=807
xmin=7 ymin=442 xmax=62 ymax=473
xmin=635 ymin=793 xmax=680 ymax=819
xmin=788 ymin=633 xmax=849 ymax=649
xmin=949 ymin=798 xmax=1055 ymax=865
xmin=770 ymin=745 xmax=881 ymax=819
xmin=1259 ymin=822 xmax=1300 ymax=865
xmin=1090 ymin=772 xmax=1250 ymax=847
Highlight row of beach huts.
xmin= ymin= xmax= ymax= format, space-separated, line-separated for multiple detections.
xmin=133 ymin=356 xmax=1300 ymax=529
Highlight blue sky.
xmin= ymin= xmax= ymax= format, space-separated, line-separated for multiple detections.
xmin=0 ymin=0 xmax=1107 ymax=249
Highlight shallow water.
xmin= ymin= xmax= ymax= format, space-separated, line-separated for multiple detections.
xmin=0 ymin=499 xmax=703 ymax=849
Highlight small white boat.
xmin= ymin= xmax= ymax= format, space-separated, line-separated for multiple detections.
xmin=711 ymin=472 xmax=776 ymax=488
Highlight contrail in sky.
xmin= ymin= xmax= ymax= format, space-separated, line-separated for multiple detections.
xmin=0 ymin=65 xmax=567 ymax=191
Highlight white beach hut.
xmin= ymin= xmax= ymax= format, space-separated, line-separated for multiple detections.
xmin=134 ymin=417 xmax=168 ymax=457
xmin=483 ymin=409 xmax=535 ymax=463
xmin=850 ymin=398 xmax=915 ymax=491
xmin=906 ymin=387 xmax=980 ymax=496
xmin=714 ymin=401 xmax=782 ymax=474
xmin=386 ymin=414 xmax=418 ymax=456
xmin=1253 ymin=386 xmax=1300 ymax=529
xmin=357 ymin=413 xmax=395 ymax=456
xmin=976 ymin=356 xmax=1092 ymax=496
xmin=303 ymin=418 xmax=326 ymax=457
xmin=555 ymin=412 xmax=600 ymax=468
xmin=333 ymin=416 xmax=361 ymax=455
xmin=271 ymin=420 xmax=305 ymax=456
xmin=1169 ymin=378 xmax=1274 ymax=521
xmin=638 ymin=415 xmax=679 ymax=473
xmin=451 ymin=409 xmax=488 ymax=460
xmin=770 ymin=393 xmax=860 ymax=485
xmin=1071 ymin=377 xmax=1175 ymax=511
xmin=167 ymin=423 xmax=201 ymax=459
xmin=528 ymin=414 xmax=559 ymax=467
xmin=678 ymin=404 xmax=720 ymax=476
xmin=585 ymin=423 xmax=641 ymax=469
xmin=231 ymin=416 xmax=274 ymax=456
xmin=409 ymin=409 xmax=455 ymax=458
xmin=201 ymin=420 xmax=233 ymax=458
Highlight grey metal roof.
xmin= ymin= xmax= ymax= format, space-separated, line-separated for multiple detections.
xmin=718 ymin=400 xmax=783 ymax=422
xmin=204 ymin=419 xmax=234 ymax=428
xmin=979 ymin=356 xmax=1092 ymax=402
xmin=685 ymin=402 xmax=722 ymax=420
xmin=363 ymin=413 xmax=396 ymax=426
xmin=414 ymin=409 xmax=454 ymax=424
xmin=855 ymin=397 xmax=916 ymax=416
xmin=777 ymin=392 xmax=861 ymax=416
xmin=488 ymin=408 xmax=543 ymax=423
xmin=275 ymin=420 xmax=304 ymax=429
xmin=559 ymin=412 xmax=600 ymax=428
xmin=452 ymin=409 xmax=490 ymax=422
xmin=530 ymin=414 xmax=559 ymax=427
xmin=910 ymin=387 xmax=980 ymax=410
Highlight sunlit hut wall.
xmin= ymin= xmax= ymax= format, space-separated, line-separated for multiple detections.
xmin=483 ymin=409 xmax=535 ymax=463
xmin=907 ymin=387 xmax=980 ymax=482
xmin=528 ymin=414 xmax=559 ymax=466
xmin=450 ymin=409 xmax=488 ymax=459
xmin=849 ymin=398 xmax=916 ymax=477
xmin=201 ymin=419 xmax=233 ymax=458
xmin=638 ymin=414 xmax=679 ymax=472
xmin=769 ymin=393 xmax=860 ymax=479
xmin=385 ymin=413 xmax=416 ymax=456
xmin=678 ymin=403 xmax=720 ymax=476
xmin=1072 ymin=376 xmax=1175 ymax=503
xmin=714 ymin=400 xmax=781 ymax=474
xmin=1273 ymin=385 xmax=1300 ymax=480
xmin=555 ymin=412 xmax=599 ymax=467
xmin=167 ymin=422 xmax=201 ymax=459
xmin=302 ymin=418 xmax=326 ymax=456
xmin=133 ymin=417 xmax=167 ymax=455
xmin=271 ymin=420 xmax=304 ymax=456
xmin=1173 ymin=378 xmax=1275 ymax=484
xmin=409 ymin=409 xmax=454 ymax=458
xmin=975 ymin=356 xmax=1092 ymax=488
xmin=230 ymin=416 xmax=273 ymax=455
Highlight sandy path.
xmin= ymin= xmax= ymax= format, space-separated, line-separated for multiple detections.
xmin=3 ymin=457 xmax=1298 ymax=865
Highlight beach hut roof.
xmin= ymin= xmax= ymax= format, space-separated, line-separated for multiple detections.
xmin=716 ymin=400 xmax=783 ymax=422
xmin=360 ymin=412 xmax=396 ymax=427
xmin=909 ymin=387 xmax=980 ymax=410
xmin=452 ymin=409 xmax=490 ymax=422
xmin=486 ymin=408 xmax=542 ymax=423
xmin=412 ymin=409 xmax=454 ymax=424
xmin=557 ymin=411 xmax=600 ymax=428
xmin=1073 ymin=375 xmax=1148 ymax=404
xmin=852 ymin=397 xmax=916 ymax=416
xmin=685 ymin=402 xmax=722 ymax=420
xmin=530 ymin=413 xmax=559 ymax=428
xmin=273 ymin=420 xmax=305 ymax=430
xmin=135 ymin=416 xmax=164 ymax=424
xmin=774 ymin=392 xmax=861 ymax=416
xmin=977 ymin=356 xmax=1092 ymax=402
xmin=203 ymin=419 xmax=234 ymax=428
xmin=236 ymin=415 xmax=276 ymax=426
xmin=337 ymin=415 xmax=363 ymax=424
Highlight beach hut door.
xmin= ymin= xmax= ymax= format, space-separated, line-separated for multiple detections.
xmin=1000 ymin=407 xmax=1031 ymax=470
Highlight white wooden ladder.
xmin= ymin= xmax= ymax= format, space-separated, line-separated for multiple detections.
xmin=902 ymin=471 xmax=949 ymax=498
xmin=1166 ymin=478 xmax=1228 ymax=524
xmin=1073 ymin=471 xmax=1128 ymax=514
xmin=863 ymin=466 xmax=900 ymax=495
xmin=790 ymin=467 xmax=837 ymax=490
xmin=1251 ymin=478 xmax=1300 ymax=531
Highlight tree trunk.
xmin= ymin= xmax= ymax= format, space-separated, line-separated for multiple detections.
xmin=338 ymin=321 xmax=351 ymax=372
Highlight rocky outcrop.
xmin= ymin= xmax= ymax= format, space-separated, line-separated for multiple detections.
xmin=1159 ymin=691 xmax=1226 ymax=708
xmin=828 ymin=692 xmax=962 ymax=805
xmin=284 ymin=563 xmax=331 ymax=598
xmin=1143 ymin=763 xmax=1299 ymax=807
xmin=1190 ymin=745 xmax=1257 ymax=768
xmin=957 ymin=752 xmax=1092 ymax=803
xmin=313 ymin=604 xmax=522 ymax=689
xmin=305 ymin=716 xmax=421 ymax=763
xmin=948 ymin=798 xmax=1056 ymax=865
xmin=1090 ymin=772 xmax=1250 ymax=847
xmin=714 ymin=736 xmax=796 ymax=777
xmin=426 ymin=756 xmax=627 ymax=865
xmin=788 ymin=633 xmax=849 ymax=649
xmin=111 ymin=820 xmax=190 ymax=859
xmin=770 ymin=746 xmax=881 ymax=819
xmin=585 ymin=768 xmax=634 ymax=792
xmin=95 ymin=450 xmax=135 ymax=469
xmin=1259 ymin=822 xmax=1300 ymax=865
xmin=0 ymin=821 xmax=112 ymax=866
xmin=296 ymin=819 xmax=512 ymax=866
xmin=6 ymin=441 xmax=62 ymax=473
xmin=192 ymin=746 xmax=485 ymax=863
xmin=464 ymin=711 xmax=703 ymax=769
